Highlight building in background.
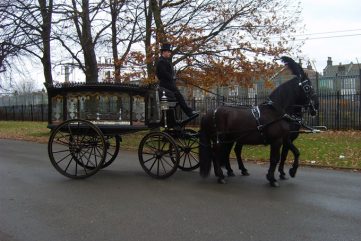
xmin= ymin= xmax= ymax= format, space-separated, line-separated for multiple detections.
xmin=319 ymin=57 xmax=360 ymax=93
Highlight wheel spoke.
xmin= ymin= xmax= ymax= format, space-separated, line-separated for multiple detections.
xmin=54 ymin=134 xmax=71 ymax=146
xmin=160 ymin=155 xmax=175 ymax=168
xmin=149 ymin=157 xmax=158 ymax=173
xmin=53 ymin=149 xmax=72 ymax=154
xmin=188 ymin=151 xmax=198 ymax=161
xmin=55 ymin=152 xmax=72 ymax=165
xmin=144 ymin=141 xmax=158 ymax=152
xmin=64 ymin=155 xmax=74 ymax=173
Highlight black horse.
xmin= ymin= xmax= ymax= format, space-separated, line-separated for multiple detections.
xmin=222 ymin=102 xmax=318 ymax=180
xmin=199 ymin=56 xmax=318 ymax=187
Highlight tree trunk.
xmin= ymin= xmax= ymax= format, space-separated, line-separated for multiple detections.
xmin=150 ymin=0 xmax=165 ymax=43
xmin=144 ymin=0 xmax=155 ymax=80
xmin=110 ymin=0 xmax=120 ymax=82
xmin=81 ymin=0 xmax=98 ymax=83
xmin=39 ymin=0 xmax=53 ymax=86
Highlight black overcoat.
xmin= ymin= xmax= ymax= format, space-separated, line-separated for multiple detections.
xmin=156 ymin=56 xmax=177 ymax=91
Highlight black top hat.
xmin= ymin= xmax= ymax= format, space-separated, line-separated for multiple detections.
xmin=160 ymin=43 xmax=172 ymax=52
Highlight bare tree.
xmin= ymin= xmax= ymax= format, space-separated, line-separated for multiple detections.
xmin=0 ymin=1 xmax=30 ymax=86
xmin=0 ymin=0 xmax=54 ymax=86
xmin=105 ymin=0 xmax=144 ymax=82
xmin=12 ymin=78 xmax=38 ymax=94
xmin=1 ymin=0 xmax=304 ymax=88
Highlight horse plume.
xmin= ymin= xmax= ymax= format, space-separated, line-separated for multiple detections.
xmin=280 ymin=56 xmax=305 ymax=79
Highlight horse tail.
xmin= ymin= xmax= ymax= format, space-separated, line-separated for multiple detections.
xmin=199 ymin=115 xmax=213 ymax=178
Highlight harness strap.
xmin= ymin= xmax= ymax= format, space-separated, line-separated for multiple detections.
xmin=251 ymin=106 xmax=263 ymax=131
xmin=264 ymin=98 xmax=285 ymax=115
xmin=213 ymin=108 xmax=219 ymax=144
xmin=251 ymin=106 xmax=270 ymax=143
xmin=213 ymin=105 xmax=292 ymax=145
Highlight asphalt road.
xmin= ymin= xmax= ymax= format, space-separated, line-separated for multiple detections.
xmin=0 ymin=139 xmax=360 ymax=241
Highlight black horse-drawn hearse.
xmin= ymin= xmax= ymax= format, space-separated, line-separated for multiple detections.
xmin=46 ymin=57 xmax=325 ymax=187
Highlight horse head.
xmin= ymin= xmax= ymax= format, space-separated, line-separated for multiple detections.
xmin=280 ymin=56 xmax=319 ymax=116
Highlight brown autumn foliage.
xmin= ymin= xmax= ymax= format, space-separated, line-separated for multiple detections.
xmin=138 ymin=0 xmax=303 ymax=88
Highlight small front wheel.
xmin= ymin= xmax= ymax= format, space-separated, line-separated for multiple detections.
xmin=138 ymin=132 xmax=179 ymax=179
xmin=176 ymin=129 xmax=200 ymax=171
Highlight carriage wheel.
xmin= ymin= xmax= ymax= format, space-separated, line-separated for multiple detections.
xmin=176 ymin=129 xmax=200 ymax=171
xmin=138 ymin=132 xmax=180 ymax=179
xmin=48 ymin=119 xmax=106 ymax=179
xmin=101 ymin=135 xmax=121 ymax=169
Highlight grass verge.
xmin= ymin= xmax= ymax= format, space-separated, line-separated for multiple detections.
xmin=0 ymin=121 xmax=360 ymax=170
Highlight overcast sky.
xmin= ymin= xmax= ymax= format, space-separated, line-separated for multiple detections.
xmin=299 ymin=0 xmax=361 ymax=72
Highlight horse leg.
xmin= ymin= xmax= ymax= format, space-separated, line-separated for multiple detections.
xmin=213 ymin=143 xmax=227 ymax=184
xmin=278 ymin=139 xmax=290 ymax=180
xmin=224 ymin=143 xmax=236 ymax=177
xmin=234 ymin=142 xmax=249 ymax=176
xmin=266 ymin=141 xmax=282 ymax=187
xmin=288 ymin=142 xmax=300 ymax=178
xmin=199 ymin=128 xmax=213 ymax=178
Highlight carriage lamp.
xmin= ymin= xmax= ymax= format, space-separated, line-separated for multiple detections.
xmin=160 ymin=90 xmax=170 ymax=128
xmin=160 ymin=90 xmax=169 ymax=111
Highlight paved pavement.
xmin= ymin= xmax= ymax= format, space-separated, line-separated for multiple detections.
xmin=0 ymin=139 xmax=360 ymax=241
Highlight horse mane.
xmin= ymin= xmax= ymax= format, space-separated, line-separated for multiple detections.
xmin=280 ymin=56 xmax=306 ymax=80
xmin=269 ymin=77 xmax=297 ymax=103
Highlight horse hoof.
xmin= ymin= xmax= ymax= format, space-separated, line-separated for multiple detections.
xmin=279 ymin=174 xmax=288 ymax=180
xmin=266 ymin=174 xmax=279 ymax=187
xmin=241 ymin=170 xmax=250 ymax=176
xmin=266 ymin=174 xmax=275 ymax=182
xmin=227 ymin=171 xmax=235 ymax=177
xmin=218 ymin=178 xmax=227 ymax=184
xmin=289 ymin=168 xmax=297 ymax=178
xmin=270 ymin=181 xmax=280 ymax=187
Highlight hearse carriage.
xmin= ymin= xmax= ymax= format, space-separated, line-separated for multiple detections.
xmin=45 ymin=82 xmax=199 ymax=179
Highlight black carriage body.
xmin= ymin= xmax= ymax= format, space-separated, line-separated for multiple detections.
xmin=45 ymin=82 xmax=160 ymax=134
xmin=46 ymin=82 xmax=200 ymax=179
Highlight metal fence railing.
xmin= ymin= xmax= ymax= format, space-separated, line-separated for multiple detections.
xmin=1 ymin=77 xmax=361 ymax=130
xmin=0 ymin=92 xmax=48 ymax=122
xmin=3 ymin=91 xmax=359 ymax=130
xmin=0 ymin=104 xmax=48 ymax=122
xmin=186 ymin=91 xmax=361 ymax=130
xmin=0 ymin=92 xmax=47 ymax=106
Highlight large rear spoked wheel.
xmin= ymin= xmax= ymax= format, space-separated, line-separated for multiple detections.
xmin=48 ymin=119 xmax=106 ymax=179
xmin=138 ymin=132 xmax=179 ymax=179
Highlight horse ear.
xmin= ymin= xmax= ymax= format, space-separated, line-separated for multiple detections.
xmin=280 ymin=56 xmax=306 ymax=79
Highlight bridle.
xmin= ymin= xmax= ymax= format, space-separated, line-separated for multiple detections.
xmin=298 ymin=78 xmax=317 ymax=115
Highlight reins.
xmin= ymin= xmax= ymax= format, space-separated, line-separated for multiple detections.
xmin=180 ymin=79 xmax=245 ymax=106
xmin=212 ymin=102 xmax=289 ymax=145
